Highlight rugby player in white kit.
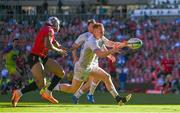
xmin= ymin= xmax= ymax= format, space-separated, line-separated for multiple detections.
xmin=55 ymin=23 xmax=131 ymax=105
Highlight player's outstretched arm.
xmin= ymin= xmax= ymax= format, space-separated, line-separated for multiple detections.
xmin=54 ymin=40 xmax=69 ymax=52
xmin=53 ymin=40 xmax=62 ymax=48
xmin=103 ymin=36 xmax=127 ymax=48
xmin=45 ymin=36 xmax=67 ymax=56
xmin=94 ymin=47 xmax=120 ymax=58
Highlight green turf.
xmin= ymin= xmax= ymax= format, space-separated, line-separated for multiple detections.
xmin=0 ymin=91 xmax=180 ymax=112
xmin=0 ymin=103 xmax=180 ymax=113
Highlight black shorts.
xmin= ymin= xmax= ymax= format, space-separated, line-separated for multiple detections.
xmin=27 ymin=53 xmax=48 ymax=69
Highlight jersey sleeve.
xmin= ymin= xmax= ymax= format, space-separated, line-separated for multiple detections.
xmin=102 ymin=36 xmax=109 ymax=43
xmin=74 ymin=33 xmax=86 ymax=45
xmin=88 ymin=39 xmax=100 ymax=52
xmin=102 ymin=36 xmax=114 ymax=47
xmin=44 ymin=26 xmax=55 ymax=43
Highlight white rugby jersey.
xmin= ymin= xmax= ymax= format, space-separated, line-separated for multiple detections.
xmin=75 ymin=32 xmax=109 ymax=68
xmin=74 ymin=32 xmax=92 ymax=46
xmin=77 ymin=35 xmax=109 ymax=68
xmin=74 ymin=32 xmax=110 ymax=47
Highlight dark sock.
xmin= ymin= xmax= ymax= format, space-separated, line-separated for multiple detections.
xmin=48 ymin=75 xmax=61 ymax=91
xmin=21 ymin=81 xmax=38 ymax=94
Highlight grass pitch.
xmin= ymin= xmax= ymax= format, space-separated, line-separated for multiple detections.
xmin=0 ymin=103 xmax=180 ymax=113
xmin=0 ymin=91 xmax=180 ymax=113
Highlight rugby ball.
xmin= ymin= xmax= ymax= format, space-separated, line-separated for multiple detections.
xmin=127 ymin=38 xmax=143 ymax=49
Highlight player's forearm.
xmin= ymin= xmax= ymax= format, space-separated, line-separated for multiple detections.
xmin=54 ymin=41 xmax=61 ymax=48
xmin=54 ymin=40 xmax=68 ymax=51
xmin=51 ymin=45 xmax=64 ymax=53
xmin=45 ymin=37 xmax=63 ymax=53
xmin=95 ymin=49 xmax=115 ymax=58
xmin=71 ymin=43 xmax=80 ymax=63
xmin=105 ymin=40 xmax=116 ymax=47
xmin=47 ymin=42 xmax=63 ymax=53
xmin=106 ymin=41 xmax=127 ymax=48
xmin=72 ymin=49 xmax=77 ymax=58
xmin=72 ymin=49 xmax=78 ymax=61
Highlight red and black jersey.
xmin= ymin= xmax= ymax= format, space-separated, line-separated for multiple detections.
xmin=31 ymin=25 xmax=55 ymax=57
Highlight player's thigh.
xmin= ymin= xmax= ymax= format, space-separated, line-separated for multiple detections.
xmin=45 ymin=58 xmax=65 ymax=77
xmin=31 ymin=63 xmax=45 ymax=88
xmin=90 ymin=67 xmax=110 ymax=82
xmin=60 ymin=78 xmax=83 ymax=93
xmin=90 ymin=75 xmax=101 ymax=84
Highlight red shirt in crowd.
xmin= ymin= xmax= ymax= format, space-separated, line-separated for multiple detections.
xmin=31 ymin=24 xmax=55 ymax=57
xmin=161 ymin=58 xmax=175 ymax=73
xmin=108 ymin=58 xmax=116 ymax=72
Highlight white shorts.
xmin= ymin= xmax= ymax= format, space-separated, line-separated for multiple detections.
xmin=73 ymin=62 xmax=101 ymax=81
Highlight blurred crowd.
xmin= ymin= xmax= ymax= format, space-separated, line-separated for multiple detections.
xmin=0 ymin=16 xmax=179 ymax=94
xmin=141 ymin=0 xmax=179 ymax=9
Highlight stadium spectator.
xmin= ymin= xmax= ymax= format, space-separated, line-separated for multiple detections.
xmin=117 ymin=67 xmax=128 ymax=92
xmin=0 ymin=67 xmax=9 ymax=94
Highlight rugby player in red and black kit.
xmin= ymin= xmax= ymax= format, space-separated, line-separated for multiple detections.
xmin=11 ymin=17 xmax=67 ymax=107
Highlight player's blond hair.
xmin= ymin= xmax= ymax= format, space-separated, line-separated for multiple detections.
xmin=93 ymin=23 xmax=104 ymax=30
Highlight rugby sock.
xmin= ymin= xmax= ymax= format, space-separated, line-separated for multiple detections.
xmin=115 ymin=95 xmax=127 ymax=103
xmin=21 ymin=81 xmax=38 ymax=94
xmin=109 ymin=88 xmax=119 ymax=98
xmin=88 ymin=82 xmax=98 ymax=95
xmin=74 ymin=89 xmax=84 ymax=98
xmin=48 ymin=75 xmax=61 ymax=91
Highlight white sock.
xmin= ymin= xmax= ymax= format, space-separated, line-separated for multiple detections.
xmin=88 ymin=82 xmax=98 ymax=95
xmin=109 ymin=88 xmax=119 ymax=98
xmin=74 ymin=89 xmax=84 ymax=98
xmin=53 ymin=84 xmax=60 ymax=91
